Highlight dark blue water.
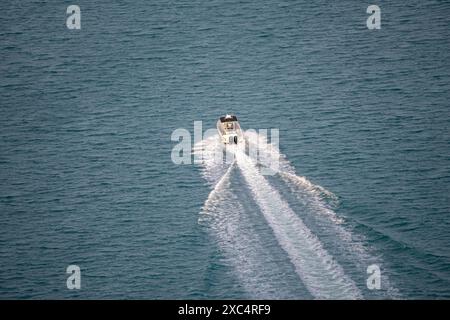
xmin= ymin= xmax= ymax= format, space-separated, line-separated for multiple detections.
xmin=0 ymin=0 xmax=449 ymax=299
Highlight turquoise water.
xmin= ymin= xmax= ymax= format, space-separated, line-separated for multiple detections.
xmin=0 ymin=0 xmax=449 ymax=299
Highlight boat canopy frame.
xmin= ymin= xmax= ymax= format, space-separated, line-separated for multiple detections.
xmin=219 ymin=115 xmax=238 ymax=123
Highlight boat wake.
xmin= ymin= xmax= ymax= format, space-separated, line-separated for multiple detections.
xmin=194 ymin=131 xmax=399 ymax=299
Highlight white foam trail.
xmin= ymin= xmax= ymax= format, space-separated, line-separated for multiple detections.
xmin=195 ymin=132 xmax=398 ymax=298
xmin=199 ymin=161 xmax=306 ymax=298
xmin=280 ymin=170 xmax=401 ymax=298
xmin=234 ymin=148 xmax=362 ymax=299
xmin=245 ymin=131 xmax=399 ymax=298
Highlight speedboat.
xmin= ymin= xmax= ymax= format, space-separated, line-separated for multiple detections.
xmin=217 ymin=114 xmax=243 ymax=144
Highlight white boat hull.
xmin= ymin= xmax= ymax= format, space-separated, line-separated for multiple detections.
xmin=217 ymin=115 xmax=243 ymax=144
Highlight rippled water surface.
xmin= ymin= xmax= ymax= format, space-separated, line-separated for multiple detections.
xmin=0 ymin=0 xmax=449 ymax=298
